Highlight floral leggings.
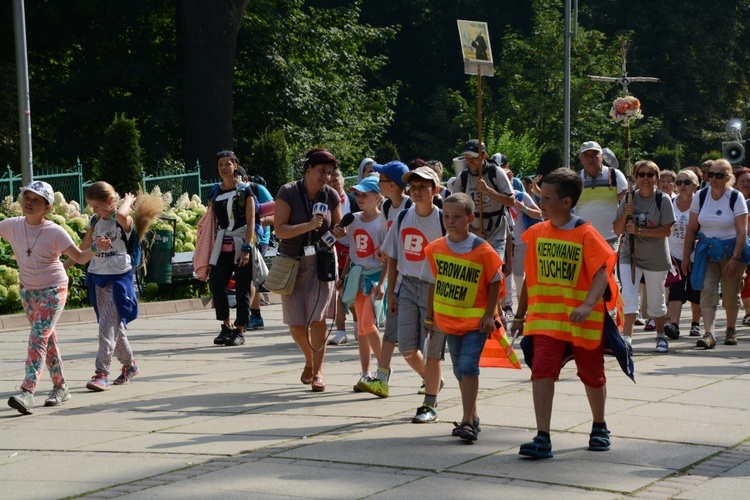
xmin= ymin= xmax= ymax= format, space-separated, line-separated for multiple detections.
xmin=19 ymin=285 xmax=68 ymax=394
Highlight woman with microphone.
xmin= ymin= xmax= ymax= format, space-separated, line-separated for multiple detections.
xmin=274 ymin=148 xmax=344 ymax=392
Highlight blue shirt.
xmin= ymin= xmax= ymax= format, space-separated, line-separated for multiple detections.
xmin=254 ymin=184 xmax=273 ymax=244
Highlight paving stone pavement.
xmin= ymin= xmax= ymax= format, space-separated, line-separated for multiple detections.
xmin=0 ymin=297 xmax=749 ymax=499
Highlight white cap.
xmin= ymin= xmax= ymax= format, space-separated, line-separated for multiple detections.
xmin=20 ymin=181 xmax=55 ymax=205
xmin=579 ymin=141 xmax=603 ymax=154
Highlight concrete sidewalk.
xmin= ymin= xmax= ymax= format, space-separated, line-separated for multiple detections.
xmin=1 ymin=299 xmax=749 ymax=499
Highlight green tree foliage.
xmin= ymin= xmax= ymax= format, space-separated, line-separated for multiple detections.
xmin=9 ymin=1 xmax=179 ymax=173
xmin=235 ymin=0 xmax=398 ymax=171
xmin=483 ymin=121 xmax=543 ymax=176
xmin=97 ymin=114 xmax=143 ymax=195
xmin=650 ymin=144 xmax=684 ymax=172
xmin=4 ymin=0 xmax=750 ymax=179
xmin=538 ymin=147 xmax=564 ymax=176
xmin=374 ymin=141 xmax=400 ymax=164
xmin=490 ymin=0 xmax=621 ymax=166
xmin=582 ymin=0 xmax=750 ymax=164
xmin=359 ymin=0 xmax=535 ymax=163
xmin=247 ymin=128 xmax=291 ymax=197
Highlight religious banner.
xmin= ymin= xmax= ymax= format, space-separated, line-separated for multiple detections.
xmin=457 ymin=20 xmax=494 ymax=76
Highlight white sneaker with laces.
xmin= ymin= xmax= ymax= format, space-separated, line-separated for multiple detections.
xmin=328 ymin=330 xmax=348 ymax=345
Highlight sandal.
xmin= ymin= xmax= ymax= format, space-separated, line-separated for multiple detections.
xmin=452 ymin=418 xmax=481 ymax=437
xmin=458 ymin=421 xmax=478 ymax=442
xmin=300 ymin=366 xmax=313 ymax=385
xmin=519 ymin=435 xmax=553 ymax=459
xmin=742 ymin=314 xmax=750 ymax=326
xmin=588 ymin=426 xmax=611 ymax=451
xmin=311 ymin=375 xmax=326 ymax=392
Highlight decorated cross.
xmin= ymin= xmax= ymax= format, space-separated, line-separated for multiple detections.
xmin=588 ymin=41 xmax=660 ymax=284
xmin=588 ymin=43 xmax=660 ymax=96
xmin=588 ymin=41 xmax=661 ymax=177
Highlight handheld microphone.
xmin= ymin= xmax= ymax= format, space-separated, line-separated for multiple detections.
xmin=312 ymin=190 xmax=329 ymax=217
xmin=311 ymin=190 xmax=329 ymax=242
xmin=320 ymin=212 xmax=355 ymax=247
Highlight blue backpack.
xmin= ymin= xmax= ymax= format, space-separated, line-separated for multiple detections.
xmin=90 ymin=215 xmax=142 ymax=268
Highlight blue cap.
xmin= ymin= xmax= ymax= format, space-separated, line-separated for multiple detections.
xmin=350 ymin=175 xmax=381 ymax=194
xmin=372 ymin=161 xmax=409 ymax=188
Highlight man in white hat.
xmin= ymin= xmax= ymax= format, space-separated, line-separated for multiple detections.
xmin=576 ymin=140 xmax=628 ymax=250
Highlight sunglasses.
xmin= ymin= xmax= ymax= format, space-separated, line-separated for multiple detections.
xmin=675 ymin=180 xmax=693 ymax=186
xmin=636 ymin=171 xmax=656 ymax=178
xmin=707 ymin=171 xmax=727 ymax=179
xmin=216 ymin=150 xmax=235 ymax=159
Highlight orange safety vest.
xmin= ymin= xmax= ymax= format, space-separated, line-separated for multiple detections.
xmin=521 ymin=220 xmax=619 ymax=349
xmin=425 ymin=236 xmax=504 ymax=335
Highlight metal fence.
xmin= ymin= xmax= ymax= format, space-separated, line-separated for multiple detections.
xmin=2 ymin=163 xmax=351 ymax=207
xmin=0 ymin=161 xmax=86 ymax=205
xmin=2 ymin=162 xmax=206 ymax=206
xmin=142 ymin=165 xmax=201 ymax=201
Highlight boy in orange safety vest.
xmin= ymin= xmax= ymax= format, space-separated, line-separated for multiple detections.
xmin=512 ymin=168 xmax=619 ymax=459
xmin=422 ymin=193 xmax=503 ymax=442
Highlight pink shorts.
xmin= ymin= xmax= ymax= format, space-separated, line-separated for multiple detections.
xmin=530 ymin=333 xmax=606 ymax=388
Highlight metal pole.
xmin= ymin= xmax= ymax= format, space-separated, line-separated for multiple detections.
xmin=477 ymin=64 xmax=484 ymax=229
xmin=13 ymin=0 xmax=33 ymax=185
xmin=563 ymin=0 xmax=571 ymax=168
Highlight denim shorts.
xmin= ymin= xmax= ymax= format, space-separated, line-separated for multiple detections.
xmin=446 ymin=330 xmax=486 ymax=381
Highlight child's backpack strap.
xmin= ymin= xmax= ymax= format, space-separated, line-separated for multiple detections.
xmin=396 ymin=208 xmax=408 ymax=232
xmin=383 ymin=198 xmax=393 ymax=220
xmin=396 ymin=207 xmax=445 ymax=236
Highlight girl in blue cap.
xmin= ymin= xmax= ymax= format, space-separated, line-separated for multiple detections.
xmin=337 ymin=175 xmax=387 ymax=391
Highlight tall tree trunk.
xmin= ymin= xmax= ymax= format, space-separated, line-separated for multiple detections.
xmin=177 ymin=0 xmax=249 ymax=179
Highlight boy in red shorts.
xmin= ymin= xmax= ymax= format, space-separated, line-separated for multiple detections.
xmin=512 ymin=168 xmax=619 ymax=459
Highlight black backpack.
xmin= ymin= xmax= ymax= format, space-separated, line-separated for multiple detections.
xmin=383 ymin=197 xmax=413 ymax=220
xmin=697 ymin=187 xmax=740 ymax=212
xmin=459 ymin=164 xmax=503 ymax=194
xmin=396 ymin=207 xmax=446 ymax=236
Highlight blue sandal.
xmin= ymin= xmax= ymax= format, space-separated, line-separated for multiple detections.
xmin=588 ymin=426 xmax=611 ymax=451
xmin=519 ymin=435 xmax=553 ymax=459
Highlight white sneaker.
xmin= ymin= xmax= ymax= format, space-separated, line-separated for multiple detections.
xmin=328 ymin=330 xmax=348 ymax=345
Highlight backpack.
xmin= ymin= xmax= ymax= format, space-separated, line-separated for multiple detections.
xmin=396 ymin=207 xmax=446 ymax=236
xmin=697 ymin=187 xmax=740 ymax=212
xmin=516 ymin=192 xmax=541 ymax=229
xmin=209 ymin=182 xmax=261 ymax=228
xmin=383 ymin=197 xmax=413 ymax=220
xmin=248 ymin=175 xmax=267 ymax=187
xmin=90 ymin=215 xmax=143 ymax=268
xmin=459 ymin=164 xmax=509 ymax=223
xmin=581 ymin=166 xmax=619 ymax=190
xmin=459 ymin=164 xmax=503 ymax=194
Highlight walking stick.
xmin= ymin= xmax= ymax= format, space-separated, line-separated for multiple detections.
xmin=625 ymin=125 xmax=635 ymax=284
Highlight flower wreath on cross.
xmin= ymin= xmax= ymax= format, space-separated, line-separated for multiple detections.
xmin=610 ymin=95 xmax=643 ymax=127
